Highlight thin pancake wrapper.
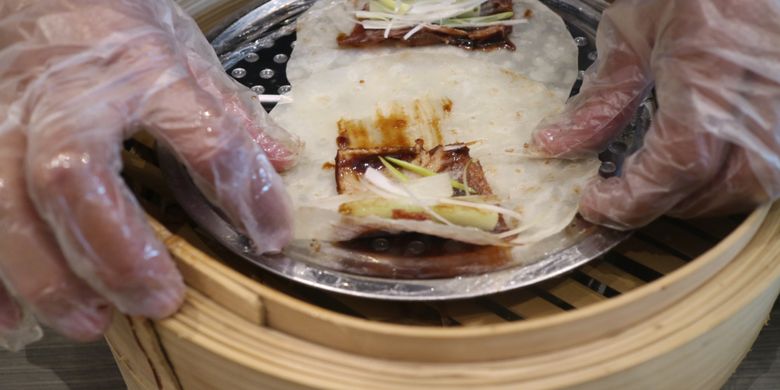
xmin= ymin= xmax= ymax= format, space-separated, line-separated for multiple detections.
xmin=286 ymin=0 xmax=579 ymax=100
xmin=270 ymin=52 xmax=599 ymax=246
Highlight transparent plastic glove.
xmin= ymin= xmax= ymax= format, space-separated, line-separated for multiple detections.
xmin=0 ymin=0 xmax=301 ymax=349
xmin=532 ymin=0 xmax=780 ymax=229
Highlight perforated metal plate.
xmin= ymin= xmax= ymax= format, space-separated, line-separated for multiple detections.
xmin=158 ymin=0 xmax=649 ymax=300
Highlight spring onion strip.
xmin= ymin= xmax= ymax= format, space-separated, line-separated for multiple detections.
xmin=443 ymin=11 xmax=514 ymax=23
xmin=456 ymin=5 xmax=481 ymax=18
xmin=384 ymin=156 xmax=475 ymax=193
xmin=363 ymin=181 xmax=396 ymax=199
xmin=435 ymin=19 xmax=526 ymax=28
xmin=369 ymin=0 xmax=390 ymax=13
xmin=364 ymin=168 xmax=408 ymax=197
xmin=384 ymin=17 xmax=394 ymax=38
xmin=378 ymin=156 xmax=409 ymax=182
xmin=436 ymin=197 xmax=523 ymax=223
xmin=363 ymin=168 xmax=453 ymax=226
xmin=384 ymin=156 xmax=436 ymax=175
xmin=364 ymin=181 xmax=410 ymax=203
xmin=362 ymin=19 xmax=524 ymax=29
xmin=403 ymin=23 xmax=427 ymax=40
xmin=357 ymin=0 xmax=525 ymax=39
xmin=462 ymin=159 xmax=472 ymax=194
xmin=407 ymin=0 xmax=486 ymax=16
xmin=453 ymin=180 xmax=474 ymax=193
xmin=355 ymin=8 xmax=484 ymax=22
xmin=362 ymin=181 xmax=453 ymax=228
xmin=409 ymin=0 xmax=487 ymax=19
xmin=357 ymin=0 xmax=487 ymax=23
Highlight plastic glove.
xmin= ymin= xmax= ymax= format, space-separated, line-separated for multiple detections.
xmin=532 ymin=0 xmax=780 ymax=229
xmin=0 ymin=0 xmax=301 ymax=349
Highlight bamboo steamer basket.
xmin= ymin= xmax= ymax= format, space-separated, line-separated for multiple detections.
xmin=105 ymin=1 xmax=780 ymax=389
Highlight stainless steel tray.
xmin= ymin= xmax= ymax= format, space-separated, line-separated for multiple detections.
xmin=159 ymin=0 xmax=648 ymax=300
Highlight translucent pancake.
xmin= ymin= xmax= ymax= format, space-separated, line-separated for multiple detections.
xmin=270 ymin=52 xmax=599 ymax=245
xmin=286 ymin=0 xmax=579 ymax=100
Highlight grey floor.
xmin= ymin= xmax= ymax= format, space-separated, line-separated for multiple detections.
xmin=1 ymin=299 xmax=778 ymax=389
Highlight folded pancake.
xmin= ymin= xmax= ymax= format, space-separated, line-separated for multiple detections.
xmin=286 ymin=0 xmax=578 ymax=99
xmin=270 ymin=52 xmax=599 ymax=246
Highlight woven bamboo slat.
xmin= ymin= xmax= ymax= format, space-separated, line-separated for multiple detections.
xmin=131 ymin=187 xmax=771 ymax=363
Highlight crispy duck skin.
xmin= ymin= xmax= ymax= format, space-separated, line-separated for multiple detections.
xmin=334 ymin=140 xmax=493 ymax=195
xmin=337 ymin=24 xmax=515 ymax=51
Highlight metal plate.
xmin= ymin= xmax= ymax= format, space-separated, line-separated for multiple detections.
xmin=159 ymin=0 xmax=646 ymax=300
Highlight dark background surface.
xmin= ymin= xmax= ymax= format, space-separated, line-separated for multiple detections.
xmin=0 ymin=298 xmax=777 ymax=389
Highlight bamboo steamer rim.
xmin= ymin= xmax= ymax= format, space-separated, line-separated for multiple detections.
xmin=234 ymin=207 xmax=770 ymax=336
xmin=174 ymin=0 xmax=771 ymax=335
xmin=151 ymin=204 xmax=780 ymax=388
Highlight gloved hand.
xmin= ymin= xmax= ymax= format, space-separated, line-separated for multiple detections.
xmin=533 ymin=0 xmax=780 ymax=230
xmin=0 ymin=0 xmax=301 ymax=350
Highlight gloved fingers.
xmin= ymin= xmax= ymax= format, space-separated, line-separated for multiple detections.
xmin=668 ymin=146 xmax=770 ymax=219
xmin=0 ymin=284 xmax=42 ymax=352
xmin=532 ymin=5 xmax=653 ymax=158
xmin=0 ymin=282 xmax=22 ymax=334
xmin=643 ymin=9 xmax=780 ymax=220
xmin=219 ymin=87 xmax=302 ymax=173
xmin=178 ymin=48 xmax=302 ymax=172
xmin=25 ymin=115 xmax=185 ymax=319
xmin=578 ymin=111 xmax=730 ymax=230
xmin=141 ymin=78 xmax=294 ymax=253
xmin=0 ymin=131 xmax=112 ymax=340
xmin=156 ymin=2 xmax=302 ymax=172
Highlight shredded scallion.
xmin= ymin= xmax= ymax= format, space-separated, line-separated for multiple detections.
xmin=378 ymin=156 xmax=409 ymax=182
xmin=384 ymin=156 xmax=476 ymax=193
xmin=384 ymin=156 xmax=436 ymax=176
xmin=357 ymin=0 xmax=525 ymax=40
xmin=462 ymin=159 xmax=472 ymax=194
xmin=356 ymin=168 xmax=527 ymax=238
